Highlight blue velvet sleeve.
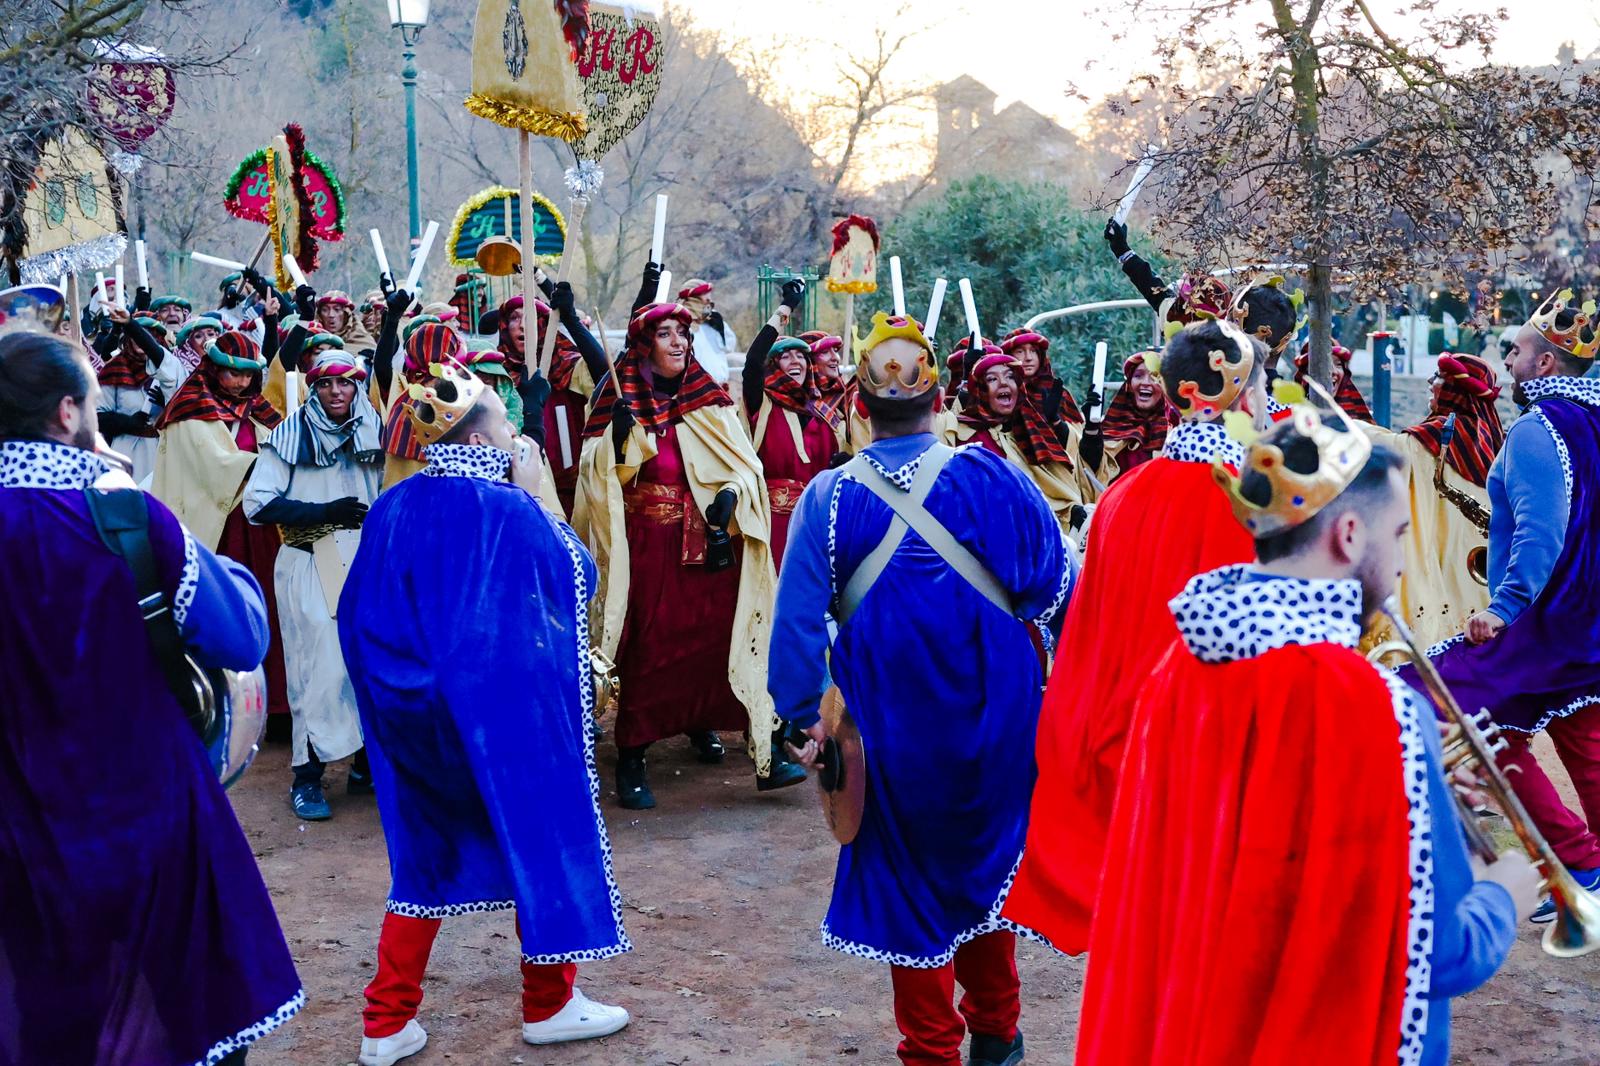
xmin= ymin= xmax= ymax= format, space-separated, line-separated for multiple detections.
xmin=1489 ymin=417 xmax=1569 ymax=624
xmin=1419 ymin=705 xmax=1519 ymax=998
xmin=768 ymin=471 xmax=841 ymax=729
xmin=147 ymin=494 xmax=271 ymax=672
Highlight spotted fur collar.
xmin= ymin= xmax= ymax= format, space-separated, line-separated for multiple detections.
xmin=0 ymin=439 xmax=109 ymax=490
xmin=422 ymin=443 xmax=512 ymax=481
xmin=1171 ymin=564 xmax=1365 ymax=663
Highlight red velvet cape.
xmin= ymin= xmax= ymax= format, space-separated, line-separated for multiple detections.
xmin=1003 ymin=458 xmax=1253 ymax=951
xmin=1075 ymin=640 xmax=1412 ymax=1065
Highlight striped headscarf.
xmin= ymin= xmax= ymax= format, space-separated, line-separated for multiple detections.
xmin=581 ymin=303 xmax=731 ymax=438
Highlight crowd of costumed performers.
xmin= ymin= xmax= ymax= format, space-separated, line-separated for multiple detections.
xmin=10 ymin=184 xmax=1600 ymax=1066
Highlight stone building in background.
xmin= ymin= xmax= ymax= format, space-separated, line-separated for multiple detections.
xmin=933 ymin=76 xmax=1085 ymax=187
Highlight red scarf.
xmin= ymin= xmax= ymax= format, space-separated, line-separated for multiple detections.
xmin=1099 ymin=352 xmax=1178 ymax=474
xmin=98 ymin=350 xmax=150 ymax=390
xmin=1294 ymin=348 xmax=1373 ymax=422
xmin=581 ymin=305 xmax=731 ymax=438
xmin=156 ymin=360 xmax=282 ymax=431
xmin=1401 ymin=355 xmax=1505 ymax=487
xmin=1025 ymin=362 xmax=1084 ymax=424
xmin=960 ymin=376 xmax=1074 ymax=467
xmin=498 ymin=296 xmax=581 ymax=390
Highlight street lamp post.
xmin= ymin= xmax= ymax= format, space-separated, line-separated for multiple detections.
xmin=386 ymin=0 xmax=431 ymax=253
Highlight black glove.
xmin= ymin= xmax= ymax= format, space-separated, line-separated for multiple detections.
xmin=550 ymin=280 xmax=577 ymax=320
xmin=219 ymin=284 xmax=242 ymax=309
xmin=642 ymin=260 xmax=662 ymax=289
xmin=294 ymin=284 xmax=317 ymax=320
xmin=1104 ymin=218 xmax=1130 ymax=258
xmin=780 ymin=278 xmax=806 ymax=313
xmin=385 ymin=287 xmax=412 ymax=315
xmin=326 ymin=496 xmax=369 ymax=529
xmin=705 ymin=487 xmax=736 ymax=529
xmin=537 ymin=271 xmax=557 ymax=299
xmin=1084 ymin=387 xmax=1104 ymax=417
xmin=134 ymin=286 xmax=152 ymax=312
xmin=704 ymin=310 xmax=726 ymax=340
xmin=611 ymin=401 xmax=636 ymax=461
xmin=242 ymin=267 xmax=270 ymax=296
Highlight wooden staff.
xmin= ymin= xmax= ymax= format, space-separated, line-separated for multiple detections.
xmin=536 ymin=199 xmax=589 ymax=378
xmin=520 ymin=132 xmax=538 ymax=371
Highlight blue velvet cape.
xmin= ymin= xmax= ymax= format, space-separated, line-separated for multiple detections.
xmin=337 ymin=464 xmax=629 ymax=962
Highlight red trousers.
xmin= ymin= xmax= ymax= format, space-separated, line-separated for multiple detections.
xmin=362 ymin=911 xmax=576 ymax=1038
xmin=1501 ymin=705 xmax=1600 ymax=870
xmin=889 ymin=931 xmax=1020 ymax=1066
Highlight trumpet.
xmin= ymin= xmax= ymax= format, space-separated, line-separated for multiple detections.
xmin=1433 ymin=414 xmax=1491 ymax=586
xmin=1369 ymin=596 xmax=1600 ymax=958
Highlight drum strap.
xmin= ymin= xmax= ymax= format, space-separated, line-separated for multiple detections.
xmin=836 ymin=443 xmax=1016 ymax=625
xmin=84 ymin=487 xmax=213 ymax=740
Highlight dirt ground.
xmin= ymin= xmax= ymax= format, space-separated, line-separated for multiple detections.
xmin=237 ymin=730 xmax=1600 ymax=1066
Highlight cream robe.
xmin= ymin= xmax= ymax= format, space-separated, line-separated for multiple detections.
xmin=574 ymin=404 xmax=780 ymax=774
xmin=151 ymin=418 xmax=273 ymax=551
xmin=1359 ymin=425 xmax=1491 ymax=650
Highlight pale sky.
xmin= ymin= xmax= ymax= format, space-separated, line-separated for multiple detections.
xmin=684 ymin=0 xmax=1591 ymax=182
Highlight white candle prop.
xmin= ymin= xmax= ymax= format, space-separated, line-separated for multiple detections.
xmin=190 ymin=251 xmax=249 ymax=271
xmin=94 ymin=272 xmax=109 ymax=309
xmin=404 ymin=219 xmax=439 ymax=293
xmin=654 ymin=269 xmax=673 ymax=306
xmin=1092 ymin=340 xmax=1110 ymax=421
xmin=282 ymin=253 xmax=308 ymax=288
xmin=650 ymin=193 xmax=668 ymax=264
xmin=1112 ymin=144 xmax=1159 ymax=228
xmin=924 ymin=278 xmax=948 ymax=341
xmin=889 ymin=256 xmax=906 ymax=316
xmin=114 ymin=263 xmax=125 ymax=308
xmin=284 ymin=371 xmax=301 ymax=423
xmin=958 ymin=277 xmax=982 ymax=341
xmin=135 ymin=240 xmax=149 ymax=290
xmin=370 ymin=229 xmax=391 ymax=283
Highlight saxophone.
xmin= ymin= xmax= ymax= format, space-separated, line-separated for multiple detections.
xmin=1432 ymin=413 xmax=1491 ymax=585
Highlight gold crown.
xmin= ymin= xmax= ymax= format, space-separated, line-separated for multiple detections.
xmin=855 ymin=311 xmax=938 ymax=399
xmin=1528 ymin=288 xmax=1599 ymax=361
xmin=406 ymin=358 xmax=488 ymax=448
xmin=1161 ymin=320 xmax=1257 ymax=420
xmin=1227 ymin=274 xmax=1303 ymax=355
xmin=1212 ymin=380 xmax=1373 ymax=537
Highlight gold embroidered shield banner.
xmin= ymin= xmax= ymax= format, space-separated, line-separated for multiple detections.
xmin=573 ymin=2 xmax=663 ymax=162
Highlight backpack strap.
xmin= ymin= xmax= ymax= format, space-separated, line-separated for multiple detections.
xmin=836 ymin=443 xmax=1015 ymax=625
xmin=83 ymin=487 xmax=213 ymax=738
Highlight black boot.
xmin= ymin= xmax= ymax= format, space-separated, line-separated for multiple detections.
xmin=688 ymin=730 xmax=726 ymax=764
xmin=616 ymin=746 xmax=656 ymax=810
xmin=756 ymin=729 xmax=807 ymax=792
xmin=969 ymin=1031 xmax=1024 ymax=1066
xmin=346 ymin=747 xmax=375 ymax=796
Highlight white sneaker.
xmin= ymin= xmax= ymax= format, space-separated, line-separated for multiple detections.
xmin=521 ymin=987 xmax=631 ymax=1045
xmin=359 ymin=1018 xmax=428 ymax=1066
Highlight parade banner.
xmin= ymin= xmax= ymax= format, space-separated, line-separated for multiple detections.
xmin=224 ymin=132 xmax=346 ymax=242
xmin=224 ymin=124 xmax=346 ymax=289
xmin=463 ymin=0 xmax=589 ymax=140
xmin=84 ymin=42 xmax=176 ymax=173
xmin=446 ymin=186 xmax=567 ymax=268
xmin=17 ymin=127 xmax=126 ymax=282
xmin=827 ymin=215 xmax=879 ymax=295
xmin=573 ymin=0 xmax=662 ymax=162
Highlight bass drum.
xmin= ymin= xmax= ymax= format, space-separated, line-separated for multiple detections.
xmin=205 ymin=665 xmax=269 ymax=790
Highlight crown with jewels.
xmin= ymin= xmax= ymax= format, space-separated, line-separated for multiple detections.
xmin=1212 ymin=380 xmax=1373 ymax=537
xmin=406 ymin=358 xmax=488 ymax=447
xmin=855 ymin=311 xmax=938 ymax=399
xmin=1528 ymin=288 xmax=1599 ymax=361
xmin=1151 ymin=319 xmax=1257 ymax=420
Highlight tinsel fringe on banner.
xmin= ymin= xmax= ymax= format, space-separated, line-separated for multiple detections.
xmin=825 ymin=280 xmax=879 ymax=295
xmin=447 ymin=184 xmax=566 ymax=268
xmin=564 ymin=159 xmax=604 ymax=202
xmin=20 ymin=234 xmax=129 ymax=283
xmin=462 ymin=94 xmax=588 ymax=141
